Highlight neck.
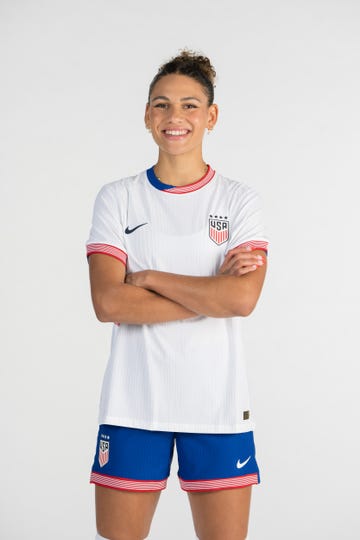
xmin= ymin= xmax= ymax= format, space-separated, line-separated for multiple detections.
xmin=154 ymin=153 xmax=208 ymax=187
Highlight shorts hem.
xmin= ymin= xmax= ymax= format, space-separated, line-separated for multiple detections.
xmin=179 ymin=473 xmax=259 ymax=492
xmin=90 ymin=472 xmax=167 ymax=492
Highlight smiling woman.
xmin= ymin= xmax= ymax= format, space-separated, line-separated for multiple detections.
xmin=86 ymin=49 xmax=268 ymax=540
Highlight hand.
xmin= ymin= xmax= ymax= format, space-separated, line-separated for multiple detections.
xmin=218 ymin=246 xmax=265 ymax=277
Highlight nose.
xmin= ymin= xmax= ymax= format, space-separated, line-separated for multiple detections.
xmin=166 ymin=104 xmax=184 ymax=124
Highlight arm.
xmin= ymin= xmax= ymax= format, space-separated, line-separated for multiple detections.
xmin=126 ymin=248 xmax=267 ymax=318
xmin=88 ymin=253 xmax=197 ymax=325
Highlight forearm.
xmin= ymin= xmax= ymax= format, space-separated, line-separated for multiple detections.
xmin=93 ymin=282 xmax=197 ymax=325
xmin=130 ymin=271 xmax=263 ymax=318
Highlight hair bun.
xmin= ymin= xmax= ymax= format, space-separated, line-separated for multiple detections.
xmin=148 ymin=49 xmax=216 ymax=105
xmin=175 ymin=49 xmax=216 ymax=85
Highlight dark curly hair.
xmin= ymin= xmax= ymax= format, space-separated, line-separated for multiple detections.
xmin=148 ymin=49 xmax=216 ymax=105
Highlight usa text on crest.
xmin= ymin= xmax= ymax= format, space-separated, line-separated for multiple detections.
xmin=98 ymin=440 xmax=109 ymax=467
xmin=209 ymin=215 xmax=229 ymax=245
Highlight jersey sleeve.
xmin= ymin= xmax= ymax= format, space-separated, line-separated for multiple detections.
xmin=86 ymin=182 xmax=128 ymax=266
xmin=227 ymin=185 xmax=269 ymax=254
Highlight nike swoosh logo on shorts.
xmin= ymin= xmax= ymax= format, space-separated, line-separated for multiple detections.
xmin=236 ymin=456 xmax=251 ymax=469
xmin=125 ymin=223 xmax=147 ymax=234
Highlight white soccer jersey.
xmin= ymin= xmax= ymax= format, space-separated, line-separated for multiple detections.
xmin=86 ymin=166 xmax=268 ymax=433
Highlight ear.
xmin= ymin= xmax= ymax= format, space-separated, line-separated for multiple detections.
xmin=144 ymin=102 xmax=150 ymax=129
xmin=207 ymin=103 xmax=219 ymax=130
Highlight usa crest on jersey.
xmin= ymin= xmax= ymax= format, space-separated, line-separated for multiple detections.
xmin=98 ymin=440 xmax=109 ymax=467
xmin=209 ymin=215 xmax=229 ymax=245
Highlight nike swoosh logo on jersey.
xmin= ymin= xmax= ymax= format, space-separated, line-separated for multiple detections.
xmin=236 ymin=456 xmax=251 ymax=469
xmin=125 ymin=223 xmax=148 ymax=234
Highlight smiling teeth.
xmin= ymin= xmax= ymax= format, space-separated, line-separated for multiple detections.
xmin=165 ymin=130 xmax=188 ymax=135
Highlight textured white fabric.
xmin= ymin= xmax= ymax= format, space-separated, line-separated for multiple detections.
xmin=86 ymin=167 xmax=268 ymax=433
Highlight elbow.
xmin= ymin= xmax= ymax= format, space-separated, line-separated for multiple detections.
xmin=93 ymin=303 xmax=111 ymax=323
xmin=92 ymin=293 xmax=117 ymax=323
xmin=95 ymin=309 xmax=111 ymax=323
xmin=238 ymin=304 xmax=256 ymax=317
xmin=232 ymin=295 xmax=258 ymax=318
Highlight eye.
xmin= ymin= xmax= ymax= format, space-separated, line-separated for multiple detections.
xmin=183 ymin=103 xmax=198 ymax=109
xmin=154 ymin=103 xmax=168 ymax=109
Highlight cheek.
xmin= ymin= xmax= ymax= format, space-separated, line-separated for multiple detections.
xmin=191 ymin=110 xmax=209 ymax=125
xmin=192 ymin=116 xmax=208 ymax=132
xmin=149 ymin=111 xmax=161 ymax=124
xmin=148 ymin=106 xmax=164 ymax=120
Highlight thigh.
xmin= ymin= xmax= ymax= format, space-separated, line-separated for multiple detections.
xmin=188 ymin=486 xmax=252 ymax=540
xmin=176 ymin=431 xmax=259 ymax=539
xmin=96 ymin=485 xmax=161 ymax=540
xmin=90 ymin=425 xmax=175 ymax=539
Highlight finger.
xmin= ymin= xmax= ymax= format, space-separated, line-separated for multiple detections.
xmin=226 ymin=264 xmax=258 ymax=277
xmin=221 ymin=251 xmax=234 ymax=265
xmin=218 ymin=252 xmax=237 ymax=273
xmin=223 ymin=255 xmax=264 ymax=274
xmin=221 ymin=265 xmax=257 ymax=277
xmin=225 ymin=247 xmax=265 ymax=261
xmin=219 ymin=260 xmax=261 ymax=276
xmin=219 ymin=249 xmax=266 ymax=275
xmin=218 ymin=259 xmax=231 ymax=273
xmin=227 ymin=253 xmax=265 ymax=268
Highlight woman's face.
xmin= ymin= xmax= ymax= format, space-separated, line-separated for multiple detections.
xmin=145 ymin=74 xmax=218 ymax=158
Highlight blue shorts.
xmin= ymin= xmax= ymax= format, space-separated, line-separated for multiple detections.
xmin=90 ymin=425 xmax=260 ymax=492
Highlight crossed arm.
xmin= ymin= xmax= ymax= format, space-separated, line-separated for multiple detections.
xmin=88 ymin=247 xmax=267 ymax=325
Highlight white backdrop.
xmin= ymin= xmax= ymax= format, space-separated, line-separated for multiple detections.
xmin=1 ymin=1 xmax=359 ymax=539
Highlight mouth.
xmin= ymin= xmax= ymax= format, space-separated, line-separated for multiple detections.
xmin=162 ymin=129 xmax=191 ymax=139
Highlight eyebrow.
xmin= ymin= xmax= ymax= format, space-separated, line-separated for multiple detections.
xmin=151 ymin=96 xmax=202 ymax=103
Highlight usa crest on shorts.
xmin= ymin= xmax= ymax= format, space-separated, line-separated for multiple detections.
xmin=209 ymin=215 xmax=229 ymax=245
xmin=98 ymin=440 xmax=110 ymax=467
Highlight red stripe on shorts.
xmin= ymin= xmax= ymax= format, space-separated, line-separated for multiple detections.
xmin=179 ymin=473 xmax=259 ymax=492
xmin=90 ymin=472 xmax=167 ymax=492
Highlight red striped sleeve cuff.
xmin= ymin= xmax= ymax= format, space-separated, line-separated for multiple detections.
xmin=236 ymin=240 xmax=269 ymax=254
xmin=86 ymin=243 xmax=127 ymax=266
xmin=90 ymin=472 xmax=167 ymax=492
xmin=179 ymin=473 xmax=259 ymax=492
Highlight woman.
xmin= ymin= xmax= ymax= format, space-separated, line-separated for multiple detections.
xmin=86 ymin=50 xmax=268 ymax=540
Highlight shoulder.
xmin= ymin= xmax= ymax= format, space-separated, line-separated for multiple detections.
xmin=97 ymin=170 xmax=146 ymax=196
xmin=215 ymin=172 xmax=261 ymax=204
xmin=93 ymin=171 xmax=148 ymax=210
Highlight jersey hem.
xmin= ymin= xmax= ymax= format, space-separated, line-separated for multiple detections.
xmin=99 ymin=415 xmax=255 ymax=434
